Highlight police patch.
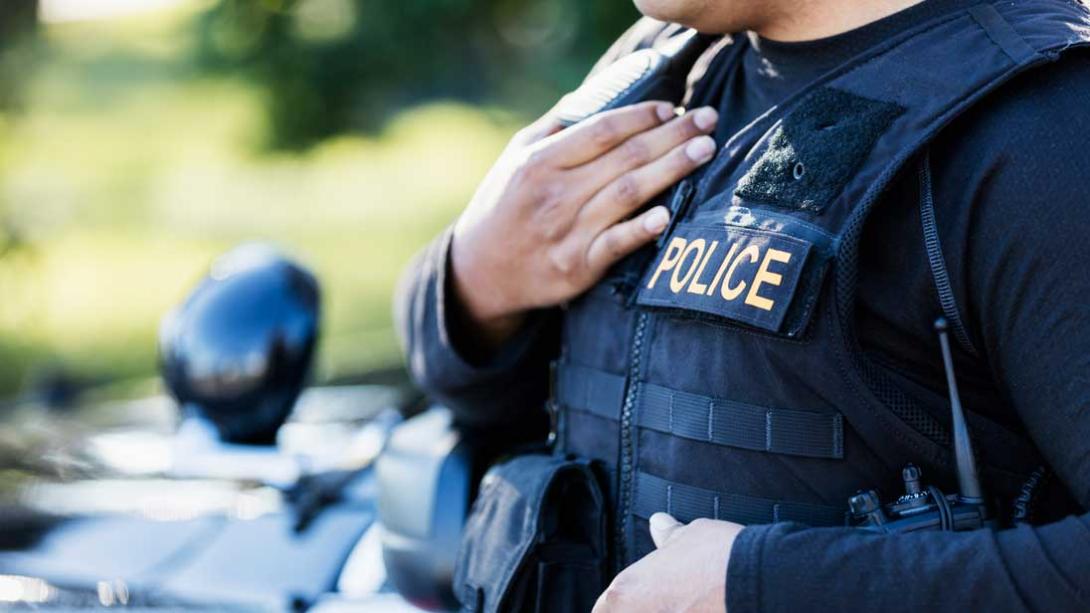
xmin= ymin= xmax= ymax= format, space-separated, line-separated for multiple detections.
xmin=636 ymin=222 xmax=812 ymax=332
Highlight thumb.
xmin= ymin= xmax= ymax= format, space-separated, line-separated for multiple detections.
xmin=649 ymin=512 xmax=683 ymax=549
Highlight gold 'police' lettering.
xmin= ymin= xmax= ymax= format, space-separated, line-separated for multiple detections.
xmin=686 ymin=240 xmax=719 ymax=295
xmin=646 ymin=237 xmax=686 ymax=290
xmin=706 ymin=242 xmax=739 ymax=297
xmin=670 ymin=239 xmax=706 ymax=293
xmin=721 ymin=244 xmax=760 ymax=300
xmin=744 ymin=248 xmax=792 ymax=311
xmin=645 ymin=233 xmax=798 ymax=314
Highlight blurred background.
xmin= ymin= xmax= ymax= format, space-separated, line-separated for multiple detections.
xmin=0 ymin=0 xmax=638 ymax=404
xmin=0 ymin=2 xmax=641 ymax=607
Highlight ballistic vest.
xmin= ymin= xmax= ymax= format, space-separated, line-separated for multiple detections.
xmin=550 ymin=0 xmax=1090 ymax=568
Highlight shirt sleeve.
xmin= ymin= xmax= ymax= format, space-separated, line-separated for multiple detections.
xmin=393 ymin=226 xmax=558 ymax=437
xmin=726 ymin=52 xmax=1090 ymax=613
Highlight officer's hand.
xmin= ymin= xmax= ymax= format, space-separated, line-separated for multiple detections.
xmin=593 ymin=513 xmax=744 ymax=613
xmin=450 ymin=102 xmax=718 ymax=346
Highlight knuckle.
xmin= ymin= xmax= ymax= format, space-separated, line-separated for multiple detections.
xmin=600 ymin=229 xmax=626 ymax=258
xmin=676 ymin=113 xmax=701 ymax=139
xmin=636 ymin=100 xmax=670 ymax=126
xmin=612 ymin=174 xmax=641 ymax=207
xmin=512 ymin=152 xmax=550 ymax=186
xmin=533 ymin=179 xmax=565 ymax=209
xmin=532 ymin=186 xmax=573 ymax=241
xmin=538 ymin=213 xmax=570 ymax=242
xmin=619 ymin=138 xmax=651 ymax=167
xmin=671 ymin=146 xmax=698 ymax=172
xmin=589 ymin=117 xmax=618 ymax=148
xmin=547 ymin=245 xmax=581 ymax=277
xmin=522 ymin=145 xmax=550 ymax=171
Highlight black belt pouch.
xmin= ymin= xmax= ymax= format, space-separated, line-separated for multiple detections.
xmin=453 ymin=454 xmax=607 ymax=613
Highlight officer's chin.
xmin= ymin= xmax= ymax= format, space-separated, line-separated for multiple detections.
xmin=632 ymin=0 xmax=694 ymax=24
xmin=633 ymin=0 xmax=748 ymax=34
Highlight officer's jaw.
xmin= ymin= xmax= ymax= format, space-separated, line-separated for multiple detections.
xmin=632 ymin=0 xmax=926 ymax=43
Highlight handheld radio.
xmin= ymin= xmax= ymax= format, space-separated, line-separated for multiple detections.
xmin=848 ymin=318 xmax=993 ymax=533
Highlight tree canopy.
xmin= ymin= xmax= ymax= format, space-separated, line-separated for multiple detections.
xmin=195 ymin=0 xmax=639 ymax=150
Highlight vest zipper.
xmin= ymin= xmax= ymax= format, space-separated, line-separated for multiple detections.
xmin=614 ymin=180 xmax=694 ymax=566
xmin=616 ymin=309 xmax=650 ymax=570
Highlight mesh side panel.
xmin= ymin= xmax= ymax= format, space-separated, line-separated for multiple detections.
xmin=834 ymin=155 xmax=950 ymax=447
xmin=858 ymin=357 xmax=950 ymax=446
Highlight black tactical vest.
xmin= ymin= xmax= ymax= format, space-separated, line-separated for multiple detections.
xmin=551 ymin=0 xmax=1090 ymax=569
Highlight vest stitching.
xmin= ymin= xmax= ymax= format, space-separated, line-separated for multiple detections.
xmin=706 ymin=398 xmax=714 ymax=442
xmin=765 ymin=410 xmax=774 ymax=452
xmin=667 ymin=390 xmax=675 ymax=433
xmin=833 ymin=414 xmax=845 ymax=458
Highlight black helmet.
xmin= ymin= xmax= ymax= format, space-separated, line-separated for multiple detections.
xmin=159 ymin=244 xmax=320 ymax=444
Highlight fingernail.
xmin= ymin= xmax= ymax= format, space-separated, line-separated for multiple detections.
xmin=693 ymin=107 xmax=718 ymax=131
xmin=657 ymin=103 xmax=676 ymax=122
xmin=685 ymin=135 xmax=716 ymax=162
xmin=643 ymin=206 xmax=670 ymax=233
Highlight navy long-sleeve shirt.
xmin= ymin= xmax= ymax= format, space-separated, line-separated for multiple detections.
xmin=394 ymin=1 xmax=1090 ymax=609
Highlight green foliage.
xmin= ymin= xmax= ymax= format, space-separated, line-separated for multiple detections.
xmin=0 ymin=0 xmax=39 ymax=113
xmin=0 ymin=1 xmax=639 ymax=400
xmin=195 ymin=0 xmax=639 ymax=149
xmin=0 ymin=0 xmax=517 ymax=397
xmin=0 ymin=1 xmax=40 ymax=263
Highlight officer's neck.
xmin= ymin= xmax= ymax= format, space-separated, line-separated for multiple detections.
xmin=752 ymin=0 xmax=926 ymax=42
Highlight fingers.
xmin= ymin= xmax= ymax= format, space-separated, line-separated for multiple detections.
xmin=512 ymin=113 xmax=564 ymax=147
xmin=579 ymin=134 xmax=716 ymax=233
xmin=649 ymin=512 xmax=683 ymax=548
xmin=576 ymin=107 xmax=718 ymax=193
xmin=537 ymin=101 xmax=676 ymax=168
xmin=585 ymin=206 xmax=670 ymax=273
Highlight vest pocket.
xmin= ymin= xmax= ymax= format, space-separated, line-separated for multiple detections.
xmin=454 ymin=454 xmax=608 ymax=613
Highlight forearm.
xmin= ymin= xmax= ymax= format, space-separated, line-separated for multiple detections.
xmin=728 ymin=515 xmax=1090 ymax=612
xmin=394 ymin=226 xmax=558 ymax=435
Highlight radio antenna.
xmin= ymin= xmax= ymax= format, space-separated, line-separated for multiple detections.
xmin=934 ymin=318 xmax=983 ymax=503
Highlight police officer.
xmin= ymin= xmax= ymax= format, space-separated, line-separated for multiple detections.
xmin=396 ymin=0 xmax=1090 ymax=609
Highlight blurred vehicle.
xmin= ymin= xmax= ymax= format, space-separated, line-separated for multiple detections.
xmin=0 ymin=246 xmax=477 ymax=611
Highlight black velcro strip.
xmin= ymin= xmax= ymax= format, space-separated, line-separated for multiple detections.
xmin=632 ymin=472 xmax=847 ymax=526
xmin=556 ymin=363 xmax=844 ymax=459
xmin=636 ymin=382 xmax=844 ymax=459
xmin=555 ymin=361 xmax=627 ymax=421
xmin=734 ymin=87 xmax=904 ymax=213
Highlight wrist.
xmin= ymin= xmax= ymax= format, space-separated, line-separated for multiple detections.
xmin=449 ymin=237 xmax=527 ymax=350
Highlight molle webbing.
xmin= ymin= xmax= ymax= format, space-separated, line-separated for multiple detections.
xmin=555 ymin=362 xmax=844 ymax=459
xmin=633 ymin=472 xmax=847 ymax=526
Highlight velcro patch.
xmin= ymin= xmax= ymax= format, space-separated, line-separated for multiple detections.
xmin=636 ymin=223 xmax=812 ymax=332
xmin=734 ymin=87 xmax=904 ymax=213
